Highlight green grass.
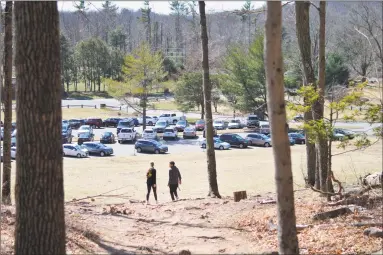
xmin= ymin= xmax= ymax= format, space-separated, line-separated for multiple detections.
xmin=151 ymin=101 xmax=179 ymax=111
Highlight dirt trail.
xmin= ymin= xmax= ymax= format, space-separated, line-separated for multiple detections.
xmin=65 ymin=197 xmax=264 ymax=254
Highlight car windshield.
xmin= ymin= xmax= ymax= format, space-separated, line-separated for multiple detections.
xmin=103 ymin=132 xmax=112 ymax=137
xmin=214 ymin=121 xmax=223 ymax=124
xmin=74 ymin=145 xmax=82 ymax=150
xmin=259 ymin=134 xmax=269 ymax=139
xmin=248 ymin=116 xmax=258 ymax=120
xmin=234 ymin=134 xmax=243 ymax=140
xmin=164 ymin=129 xmax=174 ymax=132
xmin=157 ymin=122 xmax=166 ymax=126
xmin=144 ymin=130 xmax=153 ymax=133
xmin=96 ymin=143 xmax=107 ymax=148
xmin=177 ymin=121 xmax=186 ymax=125
xmin=79 ymin=133 xmax=90 ymax=138
xmin=196 ymin=120 xmax=205 ymax=125
xmin=213 ymin=138 xmax=223 ymax=143
xmin=230 ymin=120 xmax=239 ymax=123
xmin=79 ymin=126 xmax=89 ymax=130
xmin=122 ymin=129 xmax=132 ymax=133
xmin=185 ymin=127 xmax=194 ymax=131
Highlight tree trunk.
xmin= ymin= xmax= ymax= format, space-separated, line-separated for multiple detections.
xmin=200 ymin=101 xmax=205 ymax=119
xmin=265 ymin=2 xmax=299 ymax=253
xmin=199 ymin=1 xmax=221 ymax=199
xmin=295 ymin=1 xmax=317 ymax=187
xmin=1 ymin=1 xmax=13 ymax=205
xmin=317 ymin=1 xmax=330 ymax=194
xmin=14 ymin=2 xmax=66 ymax=254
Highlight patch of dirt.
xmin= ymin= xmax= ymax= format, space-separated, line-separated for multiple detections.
xmin=2 ymin=189 xmax=382 ymax=254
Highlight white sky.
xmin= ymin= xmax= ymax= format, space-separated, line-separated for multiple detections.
xmin=58 ymin=1 xmax=266 ymax=14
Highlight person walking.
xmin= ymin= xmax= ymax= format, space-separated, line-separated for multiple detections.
xmin=146 ymin=161 xmax=158 ymax=205
xmin=168 ymin=161 xmax=182 ymax=201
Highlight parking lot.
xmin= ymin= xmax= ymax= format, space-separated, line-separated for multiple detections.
xmin=69 ymin=124 xmax=274 ymax=157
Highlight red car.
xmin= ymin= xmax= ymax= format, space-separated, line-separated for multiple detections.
xmin=85 ymin=118 xmax=103 ymax=129
xmin=195 ymin=119 xmax=205 ymax=131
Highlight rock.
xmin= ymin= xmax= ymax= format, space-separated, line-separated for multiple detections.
xmin=313 ymin=207 xmax=352 ymax=221
xmin=219 ymin=248 xmax=226 ymax=253
xmin=222 ymin=200 xmax=229 ymax=205
xmin=364 ymin=227 xmax=383 ymax=238
xmin=179 ymin=250 xmax=192 ymax=255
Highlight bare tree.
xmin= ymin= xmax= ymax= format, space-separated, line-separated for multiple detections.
xmin=199 ymin=1 xmax=221 ymax=198
xmin=1 ymin=1 xmax=12 ymax=205
xmin=265 ymin=2 xmax=299 ymax=253
xmin=295 ymin=1 xmax=317 ymax=187
xmin=14 ymin=2 xmax=66 ymax=253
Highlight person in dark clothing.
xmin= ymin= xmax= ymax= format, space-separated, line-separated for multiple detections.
xmin=146 ymin=162 xmax=157 ymax=204
xmin=168 ymin=161 xmax=182 ymax=201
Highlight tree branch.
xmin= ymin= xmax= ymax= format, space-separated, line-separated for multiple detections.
xmin=332 ymin=138 xmax=381 ymax=156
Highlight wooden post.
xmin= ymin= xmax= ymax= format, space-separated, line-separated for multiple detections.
xmin=233 ymin=190 xmax=247 ymax=202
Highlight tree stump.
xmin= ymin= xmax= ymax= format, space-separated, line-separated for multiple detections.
xmin=233 ymin=191 xmax=247 ymax=202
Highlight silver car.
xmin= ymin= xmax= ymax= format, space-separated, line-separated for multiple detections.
xmin=213 ymin=120 xmax=228 ymax=130
xmin=183 ymin=126 xmax=197 ymax=138
xmin=246 ymin=133 xmax=272 ymax=147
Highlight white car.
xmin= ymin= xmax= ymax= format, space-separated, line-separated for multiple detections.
xmin=78 ymin=125 xmax=93 ymax=137
xmin=163 ymin=127 xmax=178 ymax=140
xmin=200 ymin=137 xmax=231 ymax=150
xmin=142 ymin=129 xmax=157 ymax=140
xmin=63 ymin=144 xmax=89 ymax=158
xmin=11 ymin=147 xmax=16 ymax=159
xmin=138 ymin=116 xmax=157 ymax=126
xmin=117 ymin=128 xmax=137 ymax=143
xmin=228 ymin=119 xmax=243 ymax=129
xmin=183 ymin=126 xmax=197 ymax=138
xmin=213 ymin=120 xmax=227 ymax=130
xmin=11 ymin=129 xmax=16 ymax=146
xmin=158 ymin=113 xmax=186 ymax=125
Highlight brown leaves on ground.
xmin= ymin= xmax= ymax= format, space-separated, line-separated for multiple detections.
xmin=234 ymin=190 xmax=383 ymax=254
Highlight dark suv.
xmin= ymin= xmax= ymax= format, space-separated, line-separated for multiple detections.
xmin=68 ymin=119 xmax=84 ymax=129
xmin=62 ymin=124 xmax=72 ymax=144
xmin=85 ymin=118 xmax=103 ymax=129
xmin=117 ymin=118 xmax=135 ymax=134
xmin=219 ymin=133 xmax=249 ymax=149
xmin=103 ymin=117 xmax=121 ymax=127
xmin=134 ymin=139 xmax=168 ymax=154
xmin=246 ymin=115 xmax=260 ymax=128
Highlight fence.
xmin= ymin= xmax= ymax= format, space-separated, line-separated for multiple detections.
xmin=61 ymin=104 xmax=123 ymax=110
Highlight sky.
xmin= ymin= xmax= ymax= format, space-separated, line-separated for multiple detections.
xmin=58 ymin=1 xmax=266 ymax=14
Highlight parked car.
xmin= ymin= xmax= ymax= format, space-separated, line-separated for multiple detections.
xmin=158 ymin=113 xmax=185 ymax=125
xmin=11 ymin=122 xmax=16 ymax=132
xmin=153 ymin=120 xmax=168 ymax=133
xmin=135 ymin=139 xmax=168 ymax=154
xmin=68 ymin=119 xmax=83 ymax=129
xmin=78 ymin=125 xmax=94 ymax=136
xmin=131 ymin=118 xmax=139 ymax=127
xmin=203 ymin=127 xmax=218 ymax=138
xmin=11 ymin=129 xmax=16 ymax=146
xmin=81 ymin=142 xmax=114 ymax=157
xmin=200 ymin=137 xmax=231 ymax=150
xmin=257 ymin=123 xmax=271 ymax=135
xmin=288 ymin=133 xmax=305 ymax=144
xmin=334 ymin=128 xmax=355 ymax=139
xmin=246 ymin=115 xmax=260 ymax=128
xmin=332 ymin=132 xmax=346 ymax=141
xmin=100 ymin=131 xmax=116 ymax=144
xmin=163 ymin=127 xmax=178 ymax=140
xmin=85 ymin=118 xmax=103 ymax=129
xmin=142 ymin=129 xmax=158 ymax=140
xmin=268 ymin=134 xmax=295 ymax=145
xmin=103 ymin=117 xmax=121 ymax=127
xmin=246 ymin=133 xmax=272 ymax=147
xmin=195 ymin=119 xmax=205 ymax=131
xmin=117 ymin=118 xmax=135 ymax=134
xmin=219 ymin=133 xmax=249 ymax=148
xmin=77 ymin=132 xmax=94 ymax=145
xmin=117 ymin=127 xmax=137 ymax=143
xmin=62 ymin=124 xmax=72 ymax=144
xmin=11 ymin=146 xmax=16 ymax=159
xmin=175 ymin=120 xmax=188 ymax=132
xmin=228 ymin=119 xmax=243 ymax=129
xmin=137 ymin=116 xmax=157 ymax=126
xmin=183 ymin=126 xmax=197 ymax=139
xmin=294 ymin=114 xmax=304 ymax=122
xmin=63 ymin=144 xmax=89 ymax=158
xmin=289 ymin=128 xmax=304 ymax=134
xmin=213 ymin=120 xmax=228 ymax=130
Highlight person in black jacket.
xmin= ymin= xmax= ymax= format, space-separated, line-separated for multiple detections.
xmin=168 ymin=161 xmax=182 ymax=201
xmin=146 ymin=162 xmax=157 ymax=204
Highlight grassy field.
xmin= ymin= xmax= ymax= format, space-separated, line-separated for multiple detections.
xmin=4 ymin=139 xmax=381 ymax=204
